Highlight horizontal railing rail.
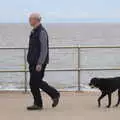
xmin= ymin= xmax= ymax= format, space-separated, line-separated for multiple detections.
xmin=1 ymin=45 xmax=120 ymax=49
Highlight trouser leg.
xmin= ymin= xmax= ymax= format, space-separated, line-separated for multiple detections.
xmin=36 ymin=64 xmax=60 ymax=99
xmin=29 ymin=66 xmax=43 ymax=107
xmin=40 ymin=80 xmax=60 ymax=99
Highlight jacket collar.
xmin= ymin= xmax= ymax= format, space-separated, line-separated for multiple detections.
xmin=33 ymin=24 xmax=42 ymax=31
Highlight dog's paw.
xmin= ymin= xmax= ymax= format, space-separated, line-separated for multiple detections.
xmin=98 ymin=102 xmax=101 ymax=108
xmin=106 ymin=105 xmax=110 ymax=108
xmin=98 ymin=104 xmax=101 ymax=108
xmin=113 ymin=104 xmax=118 ymax=108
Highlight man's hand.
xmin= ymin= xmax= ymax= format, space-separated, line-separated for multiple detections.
xmin=36 ymin=64 xmax=42 ymax=72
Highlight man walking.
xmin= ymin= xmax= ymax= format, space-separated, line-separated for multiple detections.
xmin=27 ymin=13 xmax=60 ymax=110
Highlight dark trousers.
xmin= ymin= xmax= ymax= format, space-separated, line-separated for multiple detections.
xmin=29 ymin=64 xmax=60 ymax=107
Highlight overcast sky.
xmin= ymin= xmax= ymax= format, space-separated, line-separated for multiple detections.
xmin=0 ymin=0 xmax=120 ymax=23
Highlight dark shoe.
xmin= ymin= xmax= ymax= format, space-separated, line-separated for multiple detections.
xmin=27 ymin=105 xmax=43 ymax=110
xmin=52 ymin=96 xmax=60 ymax=108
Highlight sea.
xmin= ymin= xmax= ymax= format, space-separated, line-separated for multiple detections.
xmin=0 ymin=23 xmax=120 ymax=91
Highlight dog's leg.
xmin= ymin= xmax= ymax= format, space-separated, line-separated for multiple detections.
xmin=106 ymin=93 xmax=111 ymax=108
xmin=114 ymin=89 xmax=120 ymax=107
xmin=98 ymin=92 xmax=107 ymax=107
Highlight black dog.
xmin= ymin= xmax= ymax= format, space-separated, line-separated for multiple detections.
xmin=89 ymin=77 xmax=120 ymax=108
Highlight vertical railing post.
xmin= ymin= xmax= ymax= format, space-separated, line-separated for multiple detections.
xmin=24 ymin=48 xmax=27 ymax=93
xmin=77 ymin=47 xmax=80 ymax=91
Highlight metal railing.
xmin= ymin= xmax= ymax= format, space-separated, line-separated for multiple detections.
xmin=0 ymin=46 xmax=120 ymax=92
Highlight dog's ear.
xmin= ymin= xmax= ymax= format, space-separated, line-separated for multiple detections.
xmin=89 ymin=78 xmax=93 ymax=83
xmin=93 ymin=77 xmax=98 ymax=81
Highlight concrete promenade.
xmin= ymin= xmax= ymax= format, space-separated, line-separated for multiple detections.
xmin=0 ymin=92 xmax=119 ymax=120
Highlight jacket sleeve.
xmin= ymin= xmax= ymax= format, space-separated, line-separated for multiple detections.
xmin=37 ymin=30 xmax=48 ymax=65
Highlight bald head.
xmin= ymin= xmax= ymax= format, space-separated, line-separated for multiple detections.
xmin=29 ymin=13 xmax=41 ymax=21
xmin=29 ymin=13 xmax=42 ymax=27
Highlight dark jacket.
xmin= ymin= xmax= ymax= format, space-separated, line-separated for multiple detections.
xmin=27 ymin=24 xmax=49 ymax=66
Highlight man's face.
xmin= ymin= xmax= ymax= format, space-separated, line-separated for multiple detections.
xmin=29 ymin=17 xmax=38 ymax=27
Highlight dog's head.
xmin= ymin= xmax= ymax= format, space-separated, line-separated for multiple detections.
xmin=89 ymin=78 xmax=98 ymax=88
